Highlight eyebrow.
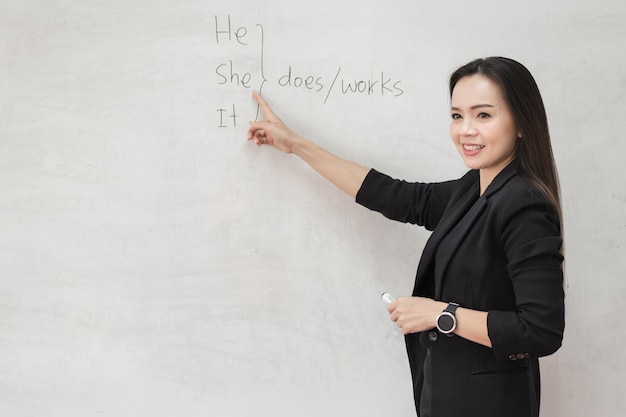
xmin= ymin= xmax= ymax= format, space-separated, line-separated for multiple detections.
xmin=450 ymin=104 xmax=495 ymax=111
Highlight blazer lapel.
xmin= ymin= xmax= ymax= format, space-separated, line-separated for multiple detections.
xmin=412 ymin=176 xmax=479 ymax=296
xmin=412 ymin=160 xmax=521 ymax=299
xmin=433 ymin=194 xmax=487 ymax=299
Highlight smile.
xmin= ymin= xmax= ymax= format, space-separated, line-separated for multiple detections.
xmin=463 ymin=144 xmax=485 ymax=151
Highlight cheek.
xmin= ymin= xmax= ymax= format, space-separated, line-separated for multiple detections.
xmin=450 ymin=125 xmax=461 ymax=144
xmin=450 ymin=124 xmax=457 ymax=140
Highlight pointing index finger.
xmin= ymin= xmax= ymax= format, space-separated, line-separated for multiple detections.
xmin=252 ymin=91 xmax=276 ymax=120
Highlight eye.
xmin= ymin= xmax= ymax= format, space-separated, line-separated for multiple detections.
xmin=477 ymin=112 xmax=491 ymax=119
xmin=451 ymin=113 xmax=462 ymax=120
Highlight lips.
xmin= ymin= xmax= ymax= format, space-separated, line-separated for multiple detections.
xmin=462 ymin=144 xmax=485 ymax=156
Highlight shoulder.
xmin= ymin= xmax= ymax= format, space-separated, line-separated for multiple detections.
xmin=485 ymin=162 xmax=557 ymax=217
xmin=489 ymin=174 xmax=562 ymax=246
xmin=491 ymin=174 xmax=556 ymax=215
xmin=493 ymin=174 xmax=545 ymax=200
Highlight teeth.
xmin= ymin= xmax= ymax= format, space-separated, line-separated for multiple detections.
xmin=464 ymin=144 xmax=485 ymax=151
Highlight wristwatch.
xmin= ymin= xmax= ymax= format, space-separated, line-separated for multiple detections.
xmin=436 ymin=302 xmax=459 ymax=336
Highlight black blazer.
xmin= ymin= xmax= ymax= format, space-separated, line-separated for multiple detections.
xmin=356 ymin=160 xmax=564 ymax=417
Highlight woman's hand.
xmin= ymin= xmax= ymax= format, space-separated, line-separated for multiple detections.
xmin=247 ymin=91 xmax=301 ymax=153
xmin=388 ymin=297 xmax=492 ymax=347
xmin=387 ymin=297 xmax=446 ymax=335
xmin=245 ymin=91 xmax=370 ymax=198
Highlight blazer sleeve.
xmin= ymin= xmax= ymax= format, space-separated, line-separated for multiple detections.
xmin=355 ymin=169 xmax=465 ymax=231
xmin=487 ymin=184 xmax=565 ymax=361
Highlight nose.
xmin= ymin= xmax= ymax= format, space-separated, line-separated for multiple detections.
xmin=459 ymin=118 xmax=477 ymax=136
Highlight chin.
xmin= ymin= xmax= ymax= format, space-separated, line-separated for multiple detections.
xmin=461 ymin=158 xmax=482 ymax=171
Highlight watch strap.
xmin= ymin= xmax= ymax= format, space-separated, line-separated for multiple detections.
xmin=445 ymin=302 xmax=459 ymax=315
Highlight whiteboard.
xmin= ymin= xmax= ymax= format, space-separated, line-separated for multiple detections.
xmin=1 ymin=1 xmax=625 ymax=416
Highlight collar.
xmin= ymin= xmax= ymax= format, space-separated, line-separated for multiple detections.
xmin=482 ymin=159 xmax=521 ymax=199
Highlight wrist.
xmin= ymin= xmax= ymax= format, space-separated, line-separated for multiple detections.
xmin=290 ymin=135 xmax=311 ymax=156
xmin=431 ymin=300 xmax=447 ymax=328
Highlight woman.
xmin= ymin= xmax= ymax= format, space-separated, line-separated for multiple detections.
xmin=247 ymin=57 xmax=564 ymax=417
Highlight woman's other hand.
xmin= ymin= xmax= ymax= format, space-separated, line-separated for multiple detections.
xmin=388 ymin=297 xmax=445 ymax=335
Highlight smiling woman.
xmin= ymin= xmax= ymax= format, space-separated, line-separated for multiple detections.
xmin=247 ymin=56 xmax=564 ymax=417
xmin=448 ymin=57 xmax=562 ymax=222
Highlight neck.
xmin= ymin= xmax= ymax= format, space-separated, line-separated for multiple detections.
xmin=478 ymin=158 xmax=515 ymax=195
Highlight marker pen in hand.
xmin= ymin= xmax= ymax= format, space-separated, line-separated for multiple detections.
xmin=381 ymin=292 xmax=395 ymax=304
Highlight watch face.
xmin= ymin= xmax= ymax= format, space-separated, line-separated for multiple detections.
xmin=438 ymin=312 xmax=455 ymax=332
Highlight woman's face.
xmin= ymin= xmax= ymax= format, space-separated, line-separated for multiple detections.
xmin=450 ymin=74 xmax=520 ymax=185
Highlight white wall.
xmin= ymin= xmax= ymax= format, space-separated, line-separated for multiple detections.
xmin=1 ymin=0 xmax=625 ymax=415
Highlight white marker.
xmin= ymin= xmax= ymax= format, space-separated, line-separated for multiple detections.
xmin=381 ymin=292 xmax=395 ymax=304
